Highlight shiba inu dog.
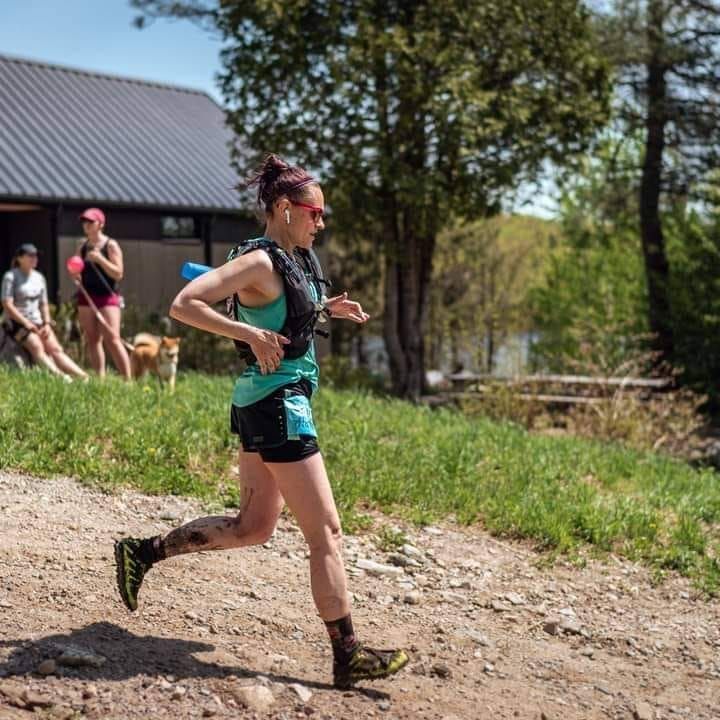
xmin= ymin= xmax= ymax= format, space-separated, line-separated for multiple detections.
xmin=131 ymin=333 xmax=181 ymax=391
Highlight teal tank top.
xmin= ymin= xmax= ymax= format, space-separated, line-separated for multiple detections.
xmin=231 ymin=249 xmax=320 ymax=408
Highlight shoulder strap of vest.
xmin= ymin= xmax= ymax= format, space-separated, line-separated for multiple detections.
xmin=267 ymin=244 xmax=307 ymax=287
xmin=226 ymin=237 xmax=276 ymax=263
xmin=227 ymin=240 xmax=276 ymax=324
xmin=293 ymin=248 xmax=332 ymax=334
xmin=227 ymin=239 xmax=297 ymax=326
xmin=294 ymin=248 xmax=331 ymax=295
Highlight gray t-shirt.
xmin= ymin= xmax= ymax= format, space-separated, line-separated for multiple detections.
xmin=1 ymin=268 xmax=48 ymax=325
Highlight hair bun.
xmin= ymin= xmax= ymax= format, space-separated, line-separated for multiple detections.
xmin=261 ymin=154 xmax=290 ymax=182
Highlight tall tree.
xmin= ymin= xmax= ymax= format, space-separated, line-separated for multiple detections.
xmin=599 ymin=0 xmax=720 ymax=362
xmin=133 ymin=0 xmax=609 ymax=398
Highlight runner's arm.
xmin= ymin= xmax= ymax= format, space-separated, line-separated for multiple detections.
xmin=170 ymin=252 xmax=289 ymax=352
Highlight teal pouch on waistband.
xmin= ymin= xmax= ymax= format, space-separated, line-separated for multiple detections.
xmin=284 ymin=392 xmax=317 ymax=439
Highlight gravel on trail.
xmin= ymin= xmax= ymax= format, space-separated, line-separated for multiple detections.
xmin=1 ymin=471 xmax=718 ymax=719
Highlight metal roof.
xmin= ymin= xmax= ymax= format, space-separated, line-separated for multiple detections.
xmin=0 ymin=54 xmax=242 ymax=213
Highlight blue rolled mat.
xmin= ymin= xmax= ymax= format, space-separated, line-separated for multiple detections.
xmin=180 ymin=262 xmax=212 ymax=280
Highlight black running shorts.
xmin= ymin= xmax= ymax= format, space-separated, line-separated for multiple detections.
xmin=230 ymin=379 xmax=320 ymax=463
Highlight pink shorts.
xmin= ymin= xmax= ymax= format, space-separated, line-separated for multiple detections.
xmin=77 ymin=292 xmax=122 ymax=309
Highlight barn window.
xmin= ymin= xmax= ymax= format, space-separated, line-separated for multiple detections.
xmin=161 ymin=216 xmax=198 ymax=240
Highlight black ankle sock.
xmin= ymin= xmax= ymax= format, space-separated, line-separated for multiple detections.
xmin=324 ymin=614 xmax=360 ymax=664
xmin=136 ymin=536 xmax=166 ymax=565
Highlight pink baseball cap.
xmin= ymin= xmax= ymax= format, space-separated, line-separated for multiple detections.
xmin=79 ymin=207 xmax=106 ymax=225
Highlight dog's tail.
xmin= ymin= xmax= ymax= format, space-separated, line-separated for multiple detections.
xmin=132 ymin=332 xmax=160 ymax=349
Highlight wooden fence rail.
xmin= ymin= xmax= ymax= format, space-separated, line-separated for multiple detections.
xmin=446 ymin=372 xmax=672 ymax=390
xmin=424 ymin=372 xmax=674 ymax=408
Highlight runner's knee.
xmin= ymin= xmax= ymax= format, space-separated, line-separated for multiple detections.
xmin=228 ymin=513 xmax=277 ymax=546
xmin=305 ymin=520 xmax=343 ymax=556
xmin=248 ymin=524 xmax=276 ymax=546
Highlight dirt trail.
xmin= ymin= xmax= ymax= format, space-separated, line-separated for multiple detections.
xmin=0 ymin=471 xmax=718 ymax=720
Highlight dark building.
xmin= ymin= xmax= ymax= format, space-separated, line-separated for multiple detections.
xmin=0 ymin=54 xmax=257 ymax=310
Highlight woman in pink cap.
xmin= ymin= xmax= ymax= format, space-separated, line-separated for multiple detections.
xmin=74 ymin=208 xmax=131 ymax=379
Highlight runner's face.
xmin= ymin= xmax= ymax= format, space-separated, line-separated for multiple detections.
xmin=289 ymin=185 xmax=325 ymax=250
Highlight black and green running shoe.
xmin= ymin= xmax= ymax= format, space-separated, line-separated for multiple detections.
xmin=114 ymin=538 xmax=151 ymax=611
xmin=333 ymin=645 xmax=409 ymax=689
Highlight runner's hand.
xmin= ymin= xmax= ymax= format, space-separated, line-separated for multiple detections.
xmin=85 ymin=249 xmax=103 ymax=264
xmin=325 ymin=292 xmax=370 ymax=323
xmin=247 ymin=328 xmax=290 ymax=375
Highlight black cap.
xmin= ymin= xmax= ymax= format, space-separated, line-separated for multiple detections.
xmin=16 ymin=243 xmax=38 ymax=255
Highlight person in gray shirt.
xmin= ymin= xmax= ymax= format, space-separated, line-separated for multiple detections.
xmin=1 ymin=243 xmax=88 ymax=381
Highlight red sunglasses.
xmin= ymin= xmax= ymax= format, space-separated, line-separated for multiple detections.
xmin=291 ymin=200 xmax=325 ymax=222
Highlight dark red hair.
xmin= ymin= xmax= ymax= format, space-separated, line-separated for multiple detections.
xmin=243 ymin=153 xmax=317 ymax=213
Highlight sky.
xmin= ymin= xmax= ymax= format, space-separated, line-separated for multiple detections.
xmin=1 ymin=0 xmax=556 ymax=217
xmin=1 ymin=0 xmax=225 ymax=102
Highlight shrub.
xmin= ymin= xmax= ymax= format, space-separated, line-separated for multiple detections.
xmin=565 ymin=385 xmax=707 ymax=459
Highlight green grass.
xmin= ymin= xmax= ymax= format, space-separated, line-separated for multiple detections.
xmin=1 ymin=367 xmax=719 ymax=594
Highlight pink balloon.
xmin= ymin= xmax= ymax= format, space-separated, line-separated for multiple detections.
xmin=66 ymin=255 xmax=84 ymax=274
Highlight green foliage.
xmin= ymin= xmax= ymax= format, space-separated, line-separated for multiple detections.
xmin=0 ymin=369 xmax=238 ymax=504
xmin=224 ymin=0 xmax=607 ymax=206
xmin=665 ymin=207 xmax=720 ymax=408
xmin=595 ymin=1 xmax=720 ymax=363
xmin=529 ymin=136 xmax=650 ymax=370
xmin=428 ymin=215 xmax=558 ymax=372
xmin=132 ymin=0 xmax=612 ymax=396
xmin=530 ymin=133 xmax=720 ymax=409
xmin=598 ymin=0 xmax=720 ymax=193
xmin=2 ymin=369 xmax=719 ymax=593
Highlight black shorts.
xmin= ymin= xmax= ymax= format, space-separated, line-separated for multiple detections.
xmin=230 ymin=379 xmax=320 ymax=463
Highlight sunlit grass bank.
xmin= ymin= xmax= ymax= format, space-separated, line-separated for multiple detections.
xmin=1 ymin=368 xmax=718 ymax=592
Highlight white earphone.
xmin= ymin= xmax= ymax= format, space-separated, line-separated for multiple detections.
xmin=284 ymin=208 xmax=291 ymax=224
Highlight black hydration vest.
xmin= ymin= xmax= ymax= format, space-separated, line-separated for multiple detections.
xmin=226 ymin=238 xmax=331 ymax=365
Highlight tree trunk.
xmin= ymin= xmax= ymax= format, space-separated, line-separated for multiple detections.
xmin=383 ymin=231 xmax=434 ymax=399
xmin=485 ymin=324 xmax=495 ymax=374
xmin=374 ymin=31 xmax=436 ymax=400
xmin=639 ymin=0 xmax=674 ymax=362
